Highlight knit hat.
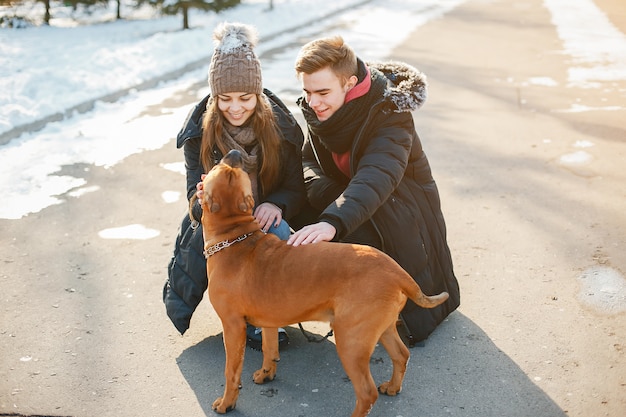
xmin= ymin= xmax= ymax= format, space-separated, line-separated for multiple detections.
xmin=208 ymin=22 xmax=263 ymax=95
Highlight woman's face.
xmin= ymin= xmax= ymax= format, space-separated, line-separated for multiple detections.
xmin=217 ymin=92 xmax=257 ymax=126
xmin=301 ymin=67 xmax=355 ymax=122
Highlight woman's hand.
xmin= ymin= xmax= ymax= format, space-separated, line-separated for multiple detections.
xmin=254 ymin=202 xmax=282 ymax=233
xmin=195 ymin=174 xmax=206 ymax=205
xmin=287 ymin=222 xmax=336 ymax=246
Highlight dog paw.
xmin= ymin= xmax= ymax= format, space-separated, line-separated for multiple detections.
xmin=378 ymin=381 xmax=401 ymax=396
xmin=212 ymin=397 xmax=236 ymax=413
xmin=252 ymin=368 xmax=276 ymax=384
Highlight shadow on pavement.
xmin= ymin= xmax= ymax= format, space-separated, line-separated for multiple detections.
xmin=177 ymin=313 xmax=566 ymax=417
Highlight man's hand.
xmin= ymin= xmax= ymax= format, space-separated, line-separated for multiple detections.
xmin=287 ymin=222 xmax=336 ymax=246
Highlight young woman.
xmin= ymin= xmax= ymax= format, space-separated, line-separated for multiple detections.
xmin=289 ymin=36 xmax=460 ymax=344
xmin=164 ymin=23 xmax=305 ymax=349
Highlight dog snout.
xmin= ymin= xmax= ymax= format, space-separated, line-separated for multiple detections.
xmin=222 ymin=150 xmax=243 ymax=168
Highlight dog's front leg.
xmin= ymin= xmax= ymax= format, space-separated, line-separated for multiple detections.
xmin=252 ymin=327 xmax=279 ymax=384
xmin=213 ymin=319 xmax=247 ymax=413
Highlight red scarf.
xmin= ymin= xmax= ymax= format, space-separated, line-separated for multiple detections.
xmin=332 ymin=67 xmax=371 ymax=178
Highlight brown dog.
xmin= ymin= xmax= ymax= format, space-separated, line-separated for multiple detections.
xmin=198 ymin=150 xmax=449 ymax=417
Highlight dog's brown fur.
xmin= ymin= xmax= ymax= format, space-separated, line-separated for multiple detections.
xmin=198 ymin=150 xmax=449 ymax=417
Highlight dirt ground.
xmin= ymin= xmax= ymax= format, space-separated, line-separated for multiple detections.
xmin=1 ymin=0 xmax=624 ymax=416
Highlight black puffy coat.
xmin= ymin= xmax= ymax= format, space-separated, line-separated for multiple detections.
xmin=163 ymin=89 xmax=305 ymax=334
xmin=299 ymin=61 xmax=460 ymax=342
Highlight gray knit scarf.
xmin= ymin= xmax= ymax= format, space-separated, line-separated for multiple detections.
xmin=223 ymin=124 xmax=260 ymax=201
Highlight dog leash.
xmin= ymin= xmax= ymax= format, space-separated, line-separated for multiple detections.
xmin=297 ymin=322 xmax=334 ymax=343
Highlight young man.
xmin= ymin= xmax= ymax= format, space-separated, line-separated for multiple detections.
xmin=289 ymin=36 xmax=460 ymax=343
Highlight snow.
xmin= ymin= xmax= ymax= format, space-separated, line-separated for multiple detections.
xmin=544 ymin=0 xmax=626 ymax=87
xmin=98 ymin=224 xmax=161 ymax=239
xmin=0 ymin=0 xmax=625 ymax=221
xmin=1 ymin=0 xmax=380 ymax=140
xmin=578 ymin=266 xmax=626 ymax=314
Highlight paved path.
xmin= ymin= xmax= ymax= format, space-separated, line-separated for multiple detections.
xmin=1 ymin=0 xmax=624 ymax=416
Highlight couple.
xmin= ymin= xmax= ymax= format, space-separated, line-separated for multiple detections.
xmin=164 ymin=22 xmax=460 ymax=350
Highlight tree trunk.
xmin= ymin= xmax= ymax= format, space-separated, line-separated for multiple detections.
xmin=43 ymin=0 xmax=51 ymax=25
xmin=182 ymin=5 xmax=189 ymax=30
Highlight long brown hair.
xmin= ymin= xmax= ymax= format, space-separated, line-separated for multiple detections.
xmin=200 ymin=94 xmax=281 ymax=194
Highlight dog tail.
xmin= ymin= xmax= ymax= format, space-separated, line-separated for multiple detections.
xmin=407 ymin=282 xmax=449 ymax=309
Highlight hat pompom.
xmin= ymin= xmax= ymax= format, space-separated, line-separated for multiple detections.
xmin=213 ymin=22 xmax=258 ymax=53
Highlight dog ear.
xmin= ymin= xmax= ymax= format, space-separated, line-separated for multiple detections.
xmin=237 ymin=195 xmax=253 ymax=212
xmin=202 ymin=192 xmax=220 ymax=213
xmin=208 ymin=196 xmax=220 ymax=213
xmin=239 ymin=194 xmax=254 ymax=212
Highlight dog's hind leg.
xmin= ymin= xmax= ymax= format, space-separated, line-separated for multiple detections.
xmin=212 ymin=318 xmax=247 ymax=414
xmin=334 ymin=323 xmax=380 ymax=417
xmin=377 ymin=322 xmax=410 ymax=396
xmin=252 ymin=327 xmax=279 ymax=384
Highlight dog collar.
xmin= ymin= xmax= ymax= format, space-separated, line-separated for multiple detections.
xmin=204 ymin=232 xmax=255 ymax=258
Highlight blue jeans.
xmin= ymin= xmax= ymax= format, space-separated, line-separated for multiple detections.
xmin=267 ymin=219 xmax=291 ymax=240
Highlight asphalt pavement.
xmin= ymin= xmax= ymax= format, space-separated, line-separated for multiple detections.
xmin=1 ymin=0 xmax=625 ymax=416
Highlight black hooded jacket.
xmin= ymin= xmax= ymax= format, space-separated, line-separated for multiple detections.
xmin=299 ymin=60 xmax=460 ymax=342
xmin=163 ymin=89 xmax=305 ymax=334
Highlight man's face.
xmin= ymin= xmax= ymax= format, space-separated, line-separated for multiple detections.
xmin=301 ymin=67 xmax=353 ymax=122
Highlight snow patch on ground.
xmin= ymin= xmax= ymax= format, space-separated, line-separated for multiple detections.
xmin=578 ymin=266 xmax=626 ymax=314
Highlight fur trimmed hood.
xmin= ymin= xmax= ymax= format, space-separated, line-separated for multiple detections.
xmin=368 ymin=61 xmax=428 ymax=113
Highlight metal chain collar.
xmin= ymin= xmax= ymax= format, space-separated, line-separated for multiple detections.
xmin=203 ymin=232 xmax=255 ymax=258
